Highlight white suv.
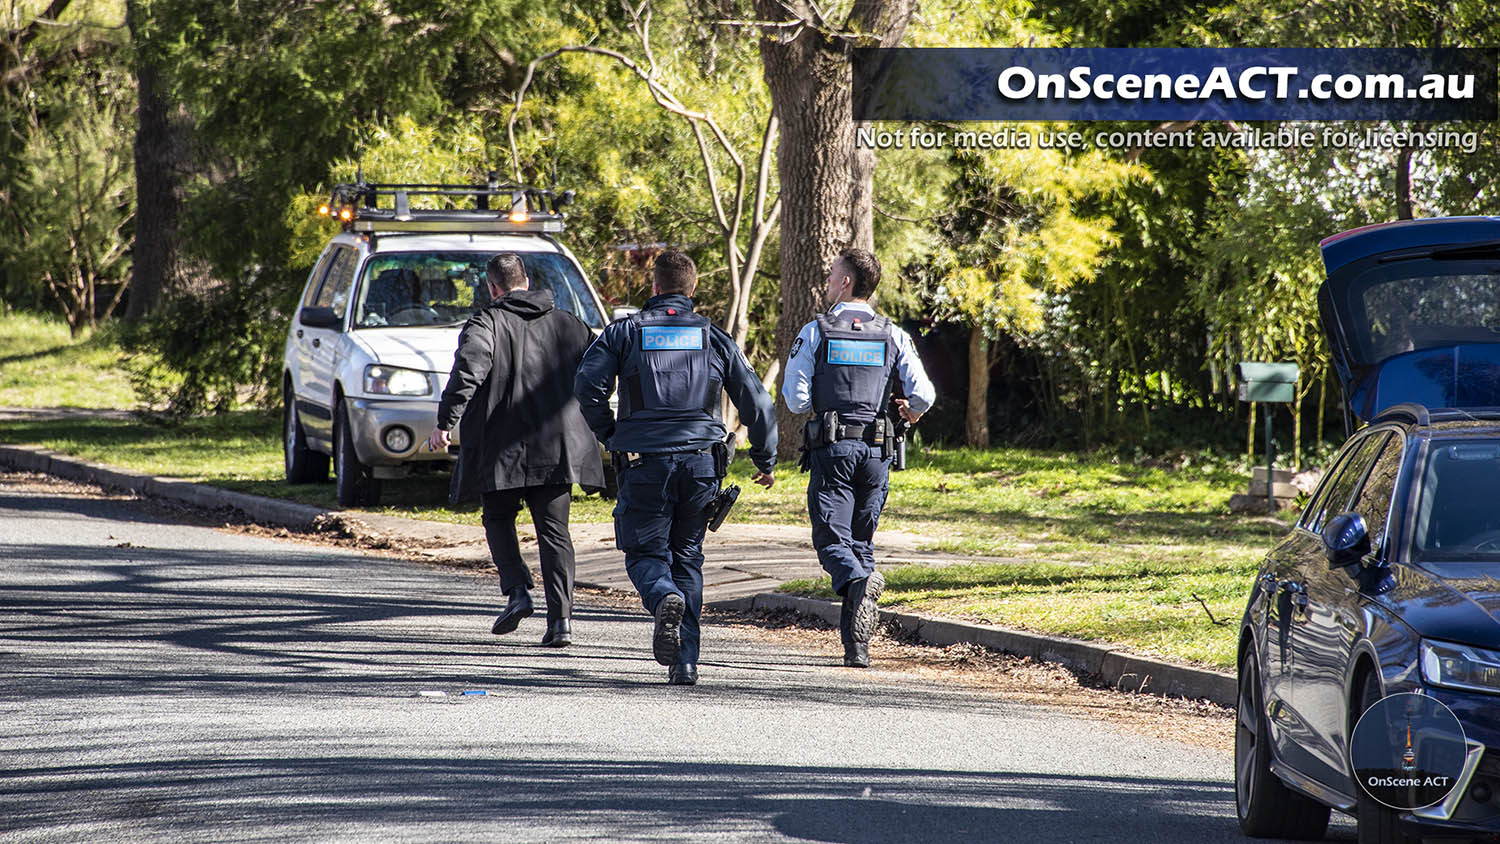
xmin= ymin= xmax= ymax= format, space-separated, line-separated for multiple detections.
xmin=281 ymin=181 xmax=608 ymax=506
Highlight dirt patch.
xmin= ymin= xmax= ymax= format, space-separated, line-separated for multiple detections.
xmin=707 ymin=604 xmax=1233 ymax=753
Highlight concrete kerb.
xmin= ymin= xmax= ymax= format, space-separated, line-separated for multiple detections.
xmin=0 ymin=444 xmax=326 ymax=531
xmin=1 ymin=441 xmax=1237 ymax=708
xmin=712 ymin=591 xmax=1237 ymax=708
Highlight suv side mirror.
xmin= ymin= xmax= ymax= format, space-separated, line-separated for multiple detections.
xmin=1323 ymin=512 xmax=1372 ymax=567
xmin=300 ymin=306 xmax=341 ymax=329
xmin=611 ymin=306 xmax=640 ymax=323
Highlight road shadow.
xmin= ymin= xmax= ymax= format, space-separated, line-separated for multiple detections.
xmin=0 ymin=756 xmax=1348 ymax=843
xmin=2 ymin=535 xmax=1056 ymax=715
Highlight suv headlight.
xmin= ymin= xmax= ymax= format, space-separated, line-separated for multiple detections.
xmin=364 ymin=365 xmax=431 ymax=397
xmin=1421 ymin=639 xmax=1500 ymax=694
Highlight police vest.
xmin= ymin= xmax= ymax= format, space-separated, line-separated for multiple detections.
xmin=811 ymin=312 xmax=897 ymax=424
xmin=617 ymin=308 xmax=720 ymax=422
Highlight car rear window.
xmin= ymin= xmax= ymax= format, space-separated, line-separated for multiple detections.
xmin=353 ymin=251 xmax=603 ymax=329
xmin=1344 ymin=265 xmax=1500 ymax=364
xmin=1413 ymin=440 xmax=1500 ymax=561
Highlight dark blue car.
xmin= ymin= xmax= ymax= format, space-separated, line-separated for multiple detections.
xmin=1236 ymin=217 xmax=1500 ymax=844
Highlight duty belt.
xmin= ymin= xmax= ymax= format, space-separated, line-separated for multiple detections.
xmin=806 ymin=412 xmax=889 ymax=447
xmin=613 ymin=447 xmax=716 ymax=470
xmin=830 ymin=422 xmax=877 ymax=441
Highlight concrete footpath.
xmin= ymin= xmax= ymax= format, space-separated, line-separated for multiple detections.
xmin=0 ymin=439 xmax=1236 ymax=707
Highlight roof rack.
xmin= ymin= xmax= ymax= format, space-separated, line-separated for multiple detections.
xmin=1373 ymin=404 xmax=1500 ymax=426
xmin=318 ymin=173 xmax=574 ymax=237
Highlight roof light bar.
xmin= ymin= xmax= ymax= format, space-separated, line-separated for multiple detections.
xmin=317 ymin=173 xmax=574 ymax=236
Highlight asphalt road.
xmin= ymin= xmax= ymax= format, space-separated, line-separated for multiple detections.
xmin=0 ymin=475 xmax=1349 ymax=843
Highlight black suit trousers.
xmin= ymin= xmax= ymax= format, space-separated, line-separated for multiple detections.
xmin=481 ymin=484 xmax=576 ymax=621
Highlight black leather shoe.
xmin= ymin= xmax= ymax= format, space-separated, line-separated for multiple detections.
xmin=491 ymin=588 xmax=534 ymax=635
xmin=540 ymin=619 xmax=572 ymax=647
xmin=667 ymin=663 xmax=698 ymax=685
xmin=652 ymin=593 xmax=686 ymax=666
xmin=844 ymin=642 xmax=870 ymax=668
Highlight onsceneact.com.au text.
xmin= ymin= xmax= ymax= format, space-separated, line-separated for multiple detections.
xmin=996 ymin=66 xmax=1478 ymax=102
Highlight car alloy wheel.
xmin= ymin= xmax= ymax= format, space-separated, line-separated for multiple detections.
xmin=1354 ymin=670 xmax=1422 ymax=844
xmin=1235 ymin=650 xmax=1331 ymax=839
xmin=282 ymin=386 xmax=327 ymax=484
xmin=334 ymin=399 xmax=381 ymax=507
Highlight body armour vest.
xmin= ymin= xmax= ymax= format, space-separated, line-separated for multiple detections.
xmin=617 ymin=308 xmax=721 ymax=422
xmin=811 ymin=312 xmax=897 ymax=424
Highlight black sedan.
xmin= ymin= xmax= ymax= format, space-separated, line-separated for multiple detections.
xmin=1236 ymin=217 xmax=1500 ymax=844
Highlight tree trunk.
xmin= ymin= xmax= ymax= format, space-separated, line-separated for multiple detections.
xmin=849 ymin=144 xmax=876 ymax=254
xmin=1246 ymin=401 xmax=1257 ymax=465
xmin=966 ymin=325 xmax=990 ymax=448
xmin=1395 ymin=145 xmax=1414 ymax=220
xmin=848 ymin=1 xmax=912 ymax=266
xmin=755 ymin=0 xmax=911 ymax=465
xmin=125 ymin=0 xmax=189 ymax=321
xmin=756 ymin=3 xmax=855 ymax=464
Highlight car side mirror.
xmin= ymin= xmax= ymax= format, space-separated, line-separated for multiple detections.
xmin=611 ymin=306 xmax=640 ymax=323
xmin=299 ymin=306 xmax=341 ymax=329
xmin=1323 ymin=512 xmax=1372 ymax=567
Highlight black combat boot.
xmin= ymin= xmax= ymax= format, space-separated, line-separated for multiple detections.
xmin=652 ymin=592 xmax=686 ymax=666
xmin=840 ymin=571 xmax=885 ymax=667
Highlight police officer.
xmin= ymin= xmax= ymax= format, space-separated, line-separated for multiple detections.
xmin=574 ymin=251 xmax=777 ymax=685
xmin=782 ymin=248 xmax=935 ymax=668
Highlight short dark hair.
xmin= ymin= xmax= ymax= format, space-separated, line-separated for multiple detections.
xmin=652 ymin=251 xmax=697 ymax=295
xmin=486 ymin=253 xmax=528 ymax=291
xmin=838 ymin=248 xmax=881 ymax=298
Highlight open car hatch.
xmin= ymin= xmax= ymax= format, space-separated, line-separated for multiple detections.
xmin=1318 ymin=217 xmax=1500 ymax=424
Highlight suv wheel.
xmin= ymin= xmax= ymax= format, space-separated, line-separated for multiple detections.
xmin=1354 ymin=671 xmax=1422 ymax=844
xmin=334 ymin=399 xmax=382 ymax=507
xmin=1236 ymin=650 xmax=1332 ymax=839
xmin=283 ymin=385 xmax=328 ymax=484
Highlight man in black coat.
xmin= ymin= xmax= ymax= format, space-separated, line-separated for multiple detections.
xmin=428 ymin=253 xmax=604 ymax=647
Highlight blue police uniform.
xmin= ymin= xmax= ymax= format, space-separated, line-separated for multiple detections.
xmin=574 ymin=293 xmax=777 ymax=679
xmin=782 ymin=301 xmax=934 ymax=595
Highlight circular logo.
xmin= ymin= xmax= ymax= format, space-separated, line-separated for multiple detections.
xmin=1349 ymin=692 xmax=1468 ymax=810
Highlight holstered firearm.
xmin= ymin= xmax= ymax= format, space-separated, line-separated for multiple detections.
xmin=705 ymin=432 xmax=739 ymax=531
xmin=705 ymin=484 xmax=740 ymax=532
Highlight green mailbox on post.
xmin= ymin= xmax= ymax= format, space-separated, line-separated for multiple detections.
xmin=1237 ymin=362 xmax=1300 ymax=512
xmin=1236 ymin=362 xmax=1300 ymax=403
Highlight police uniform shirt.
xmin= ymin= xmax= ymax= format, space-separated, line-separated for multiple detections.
xmin=782 ymin=302 xmax=935 ymax=416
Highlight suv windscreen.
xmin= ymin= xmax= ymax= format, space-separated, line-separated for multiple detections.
xmin=1413 ymin=439 xmax=1500 ymax=561
xmin=353 ymin=251 xmax=603 ymax=329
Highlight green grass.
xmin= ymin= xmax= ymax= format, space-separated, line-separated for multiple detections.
xmin=0 ymin=312 xmax=135 ymax=408
xmin=0 ymin=410 xmax=615 ymax=519
xmin=782 ymin=555 xmax=1262 ymax=670
xmin=770 ymin=448 xmax=1296 ymax=671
